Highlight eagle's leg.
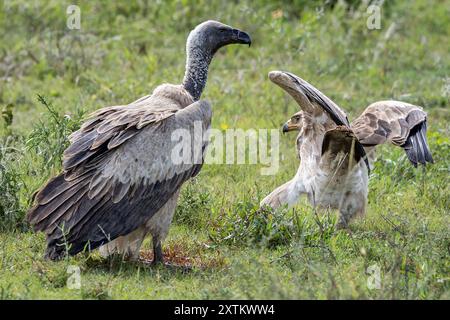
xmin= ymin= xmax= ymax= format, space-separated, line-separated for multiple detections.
xmin=260 ymin=178 xmax=304 ymax=210
xmin=336 ymin=213 xmax=350 ymax=230
xmin=336 ymin=199 xmax=366 ymax=230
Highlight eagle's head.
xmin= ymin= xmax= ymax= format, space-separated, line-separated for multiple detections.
xmin=282 ymin=111 xmax=303 ymax=134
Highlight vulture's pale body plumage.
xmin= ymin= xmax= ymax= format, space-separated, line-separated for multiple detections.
xmin=27 ymin=21 xmax=251 ymax=262
xmin=261 ymin=71 xmax=433 ymax=228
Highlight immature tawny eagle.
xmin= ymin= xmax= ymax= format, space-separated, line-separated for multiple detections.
xmin=261 ymin=71 xmax=433 ymax=228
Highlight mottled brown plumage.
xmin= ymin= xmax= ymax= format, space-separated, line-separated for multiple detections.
xmin=351 ymin=100 xmax=433 ymax=166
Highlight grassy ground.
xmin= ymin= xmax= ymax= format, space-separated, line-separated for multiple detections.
xmin=0 ymin=0 xmax=449 ymax=299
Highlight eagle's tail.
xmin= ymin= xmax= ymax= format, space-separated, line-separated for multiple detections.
xmin=402 ymin=121 xmax=434 ymax=167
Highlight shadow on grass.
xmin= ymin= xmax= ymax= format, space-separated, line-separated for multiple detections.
xmin=81 ymin=244 xmax=227 ymax=278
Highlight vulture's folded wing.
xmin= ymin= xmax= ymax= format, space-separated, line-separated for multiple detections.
xmin=351 ymin=100 xmax=433 ymax=166
xmin=27 ymin=99 xmax=211 ymax=259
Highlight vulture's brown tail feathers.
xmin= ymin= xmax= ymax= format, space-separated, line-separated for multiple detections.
xmin=27 ymin=165 xmax=198 ymax=261
xmin=402 ymin=121 xmax=434 ymax=167
xmin=27 ymin=172 xmax=92 ymax=260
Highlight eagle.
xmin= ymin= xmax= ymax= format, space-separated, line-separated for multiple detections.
xmin=261 ymin=71 xmax=433 ymax=228
xmin=27 ymin=21 xmax=251 ymax=263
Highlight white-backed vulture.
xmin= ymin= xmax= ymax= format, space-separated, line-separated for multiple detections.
xmin=260 ymin=71 xmax=433 ymax=228
xmin=27 ymin=20 xmax=251 ymax=262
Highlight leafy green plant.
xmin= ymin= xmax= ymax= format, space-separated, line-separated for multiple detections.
xmin=174 ymin=178 xmax=212 ymax=227
xmin=1 ymin=104 xmax=14 ymax=129
xmin=0 ymin=95 xmax=85 ymax=232
xmin=208 ymin=190 xmax=341 ymax=255
xmin=209 ymin=199 xmax=319 ymax=248
xmin=0 ymin=138 xmax=26 ymax=231
xmin=26 ymin=94 xmax=84 ymax=172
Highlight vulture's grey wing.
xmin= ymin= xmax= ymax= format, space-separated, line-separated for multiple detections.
xmin=27 ymin=100 xmax=211 ymax=259
xmin=351 ymin=100 xmax=433 ymax=166
xmin=268 ymin=71 xmax=350 ymax=126
xmin=63 ymin=95 xmax=181 ymax=170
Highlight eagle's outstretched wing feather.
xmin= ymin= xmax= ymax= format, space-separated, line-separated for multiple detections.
xmin=351 ymin=100 xmax=433 ymax=166
xmin=282 ymin=72 xmax=350 ymax=126
xmin=268 ymin=71 xmax=368 ymax=171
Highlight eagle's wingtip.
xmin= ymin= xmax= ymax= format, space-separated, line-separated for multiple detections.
xmin=268 ymin=70 xmax=282 ymax=81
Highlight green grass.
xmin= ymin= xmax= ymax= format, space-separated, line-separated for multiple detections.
xmin=0 ymin=0 xmax=449 ymax=299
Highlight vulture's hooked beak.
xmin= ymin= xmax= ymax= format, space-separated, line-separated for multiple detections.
xmin=232 ymin=29 xmax=252 ymax=46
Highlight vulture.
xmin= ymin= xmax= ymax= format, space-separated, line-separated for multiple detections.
xmin=27 ymin=20 xmax=251 ymax=262
xmin=260 ymin=71 xmax=433 ymax=228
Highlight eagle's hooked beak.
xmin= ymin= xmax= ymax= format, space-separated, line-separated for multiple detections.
xmin=281 ymin=120 xmax=298 ymax=134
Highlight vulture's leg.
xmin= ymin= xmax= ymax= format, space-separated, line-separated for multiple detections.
xmin=260 ymin=178 xmax=305 ymax=210
xmin=144 ymin=190 xmax=181 ymax=266
xmin=98 ymin=226 xmax=148 ymax=261
xmin=151 ymin=235 xmax=190 ymax=272
xmin=152 ymin=236 xmax=164 ymax=265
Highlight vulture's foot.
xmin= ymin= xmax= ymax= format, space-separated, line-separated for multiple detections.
xmin=150 ymin=258 xmax=164 ymax=267
xmin=145 ymin=259 xmax=192 ymax=273
xmin=152 ymin=237 xmax=164 ymax=264
xmin=335 ymin=222 xmax=348 ymax=230
xmin=140 ymin=238 xmax=193 ymax=273
xmin=161 ymin=263 xmax=193 ymax=274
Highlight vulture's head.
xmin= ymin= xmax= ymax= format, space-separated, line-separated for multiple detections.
xmin=282 ymin=111 xmax=303 ymax=133
xmin=187 ymin=20 xmax=252 ymax=57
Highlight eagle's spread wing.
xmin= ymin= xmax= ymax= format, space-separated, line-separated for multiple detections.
xmin=268 ymin=71 xmax=368 ymax=170
xmin=27 ymin=99 xmax=211 ymax=259
xmin=351 ymin=100 xmax=433 ymax=166
xmin=283 ymin=72 xmax=350 ymax=127
xmin=321 ymin=126 xmax=363 ymax=172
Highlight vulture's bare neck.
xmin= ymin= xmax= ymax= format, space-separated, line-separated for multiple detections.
xmin=182 ymin=47 xmax=212 ymax=101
